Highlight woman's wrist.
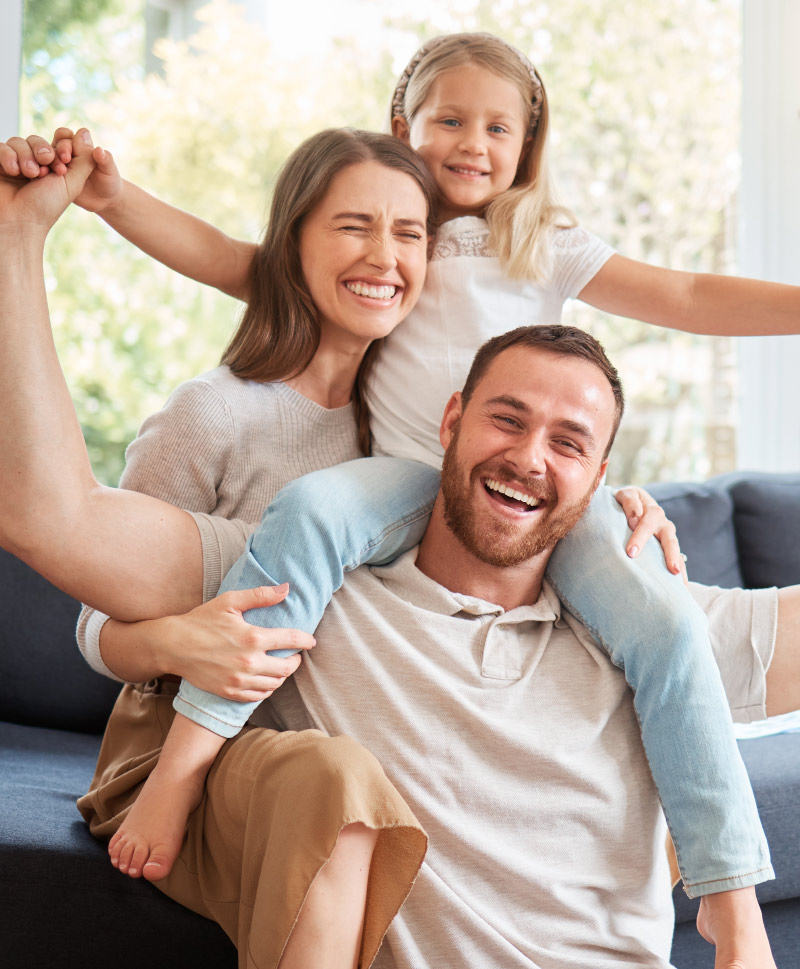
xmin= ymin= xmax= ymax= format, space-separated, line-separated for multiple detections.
xmin=99 ymin=614 xmax=174 ymax=682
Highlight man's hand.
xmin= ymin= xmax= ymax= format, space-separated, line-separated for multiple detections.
xmin=614 ymin=485 xmax=687 ymax=582
xmin=0 ymin=127 xmax=98 ymax=232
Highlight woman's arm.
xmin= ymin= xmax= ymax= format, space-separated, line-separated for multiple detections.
xmin=98 ymin=586 xmax=313 ymax=693
xmin=0 ymin=131 xmax=204 ymax=619
xmin=0 ymin=129 xmax=257 ymax=301
xmin=578 ymin=252 xmax=800 ymax=336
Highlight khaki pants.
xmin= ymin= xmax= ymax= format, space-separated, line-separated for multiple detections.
xmin=78 ymin=681 xmax=427 ymax=969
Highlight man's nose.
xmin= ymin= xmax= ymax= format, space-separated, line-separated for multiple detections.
xmin=504 ymin=432 xmax=547 ymax=475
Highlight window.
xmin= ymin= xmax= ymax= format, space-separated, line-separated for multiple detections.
xmin=10 ymin=0 xmax=797 ymax=483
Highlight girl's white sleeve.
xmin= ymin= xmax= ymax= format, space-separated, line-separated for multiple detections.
xmin=76 ymin=377 xmax=235 ymax=681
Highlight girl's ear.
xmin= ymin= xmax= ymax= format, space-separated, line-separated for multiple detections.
xmin=392 ymin=116 xmax=411 ymax=141
xmin=516 ymin=134 xmax=534 ymax=174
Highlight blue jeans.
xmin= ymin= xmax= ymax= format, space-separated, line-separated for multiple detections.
xmin=174 ymin=457 xmax=772 ymax=897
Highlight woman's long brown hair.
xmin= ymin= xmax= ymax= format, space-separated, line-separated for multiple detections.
xmin=221 ymin=128 xmax=437 ymax=454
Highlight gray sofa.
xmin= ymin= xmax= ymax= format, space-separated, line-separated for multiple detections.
xmin=1 ymin=471 xmax=798 ymax=967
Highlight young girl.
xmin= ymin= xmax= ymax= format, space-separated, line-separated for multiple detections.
xmin=10 ymin=29 xmax=796 ymax=939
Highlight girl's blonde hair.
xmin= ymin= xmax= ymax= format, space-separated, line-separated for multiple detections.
xmin=222 ymin=128 xmax=437 ymax=455
xmin=390 ymin=33 xmax=576 ymax=282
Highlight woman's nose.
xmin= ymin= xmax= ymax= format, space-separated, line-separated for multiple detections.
xmin=365 ymin=233 xmax=397 ymax=270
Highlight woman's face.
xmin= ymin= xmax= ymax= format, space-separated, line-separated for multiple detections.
xmin=298 ymin=160 xmax=429 ymax=353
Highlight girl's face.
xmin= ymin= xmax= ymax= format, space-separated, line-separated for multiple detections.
xmin=298 ymin=160 xmax=429 ymax=353
xmin=394 ymin=64 xmax=531 ymax=222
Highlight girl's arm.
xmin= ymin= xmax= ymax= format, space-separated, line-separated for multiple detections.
xmin=578 ymin=252 xmax=800 ymax=336
xmin=0 ymin=129 xmax=256 ymax=301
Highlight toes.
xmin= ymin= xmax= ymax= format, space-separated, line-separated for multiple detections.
xmin=125 ymin=840 xmax=151 ymax=879
xmin=142 ymin=846 xmax=174 ymax=883
xmin=116 ymin=837 xmax=140 ymax=876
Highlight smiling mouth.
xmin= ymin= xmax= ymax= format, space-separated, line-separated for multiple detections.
xmin=484 ymin=477 xmax=543 ymax=511
xmin=447 ymin=166 xmax=490 ymax=178
xmin=345 ymin=282 xmax=398 ymax=301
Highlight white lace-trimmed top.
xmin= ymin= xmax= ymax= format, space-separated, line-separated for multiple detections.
xmin=367 ymin=217 xmax=614 ymax=468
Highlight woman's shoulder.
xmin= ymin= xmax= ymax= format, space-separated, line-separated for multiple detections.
xmin=172 ymin=365 xmax=285 ymax=411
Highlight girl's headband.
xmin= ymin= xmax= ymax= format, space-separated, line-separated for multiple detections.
xmin=390 ymin=33 xmax=544 ymax=133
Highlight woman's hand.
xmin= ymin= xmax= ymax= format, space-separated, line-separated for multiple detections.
xmin=142 ymin=584 xmax=315 ymax=702
xmin=614 ymin=486 xmax=688 ymax=582
xmin=0 ymin=127 xmax=121 ymax=214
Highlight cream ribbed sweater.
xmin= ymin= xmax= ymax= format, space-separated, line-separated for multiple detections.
xmin=76 ymin=366 xmax=361 ymax=679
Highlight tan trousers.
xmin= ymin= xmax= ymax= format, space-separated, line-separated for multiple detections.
xmin=78 ymin=680 xmax=427 ymax=969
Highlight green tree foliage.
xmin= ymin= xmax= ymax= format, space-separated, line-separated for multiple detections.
xmin=22 ymin=0 xmax=740 ymax=484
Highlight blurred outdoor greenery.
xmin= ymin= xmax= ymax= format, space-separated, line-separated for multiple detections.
xmin=21 ymin=0 xmax=740 ymax=485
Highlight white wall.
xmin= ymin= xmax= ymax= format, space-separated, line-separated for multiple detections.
xmin=738 ymin=0 xmax=800 ymax=471
xmin=0 ymin=0 xmax=22 ymax=138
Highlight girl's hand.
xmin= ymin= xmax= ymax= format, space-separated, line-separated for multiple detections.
xmin=0 ymin=128 xmax=97 ymax=231
xmin=153 ymin=584 xmax=315 ymax=703
xmin=0 ymin=127 xmax=122 ymax=213
xmin=614 ymin=486 xmax=688 ymax=582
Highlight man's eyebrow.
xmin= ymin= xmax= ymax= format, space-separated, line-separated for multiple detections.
xmin=484 ymin=395 xmax=530 ymax=413
xmin=332 ymin=212 xmax=426 ymax=230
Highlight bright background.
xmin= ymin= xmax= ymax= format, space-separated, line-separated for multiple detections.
xmin=3 ymin=0 xmax=799 ymax=485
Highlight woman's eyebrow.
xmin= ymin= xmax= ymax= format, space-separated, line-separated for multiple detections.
xmin=332 ymin=212 xmax=425 ymax=230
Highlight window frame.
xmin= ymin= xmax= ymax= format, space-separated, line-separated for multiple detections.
xmin=738 ymin=0 xmax=800 ymax=472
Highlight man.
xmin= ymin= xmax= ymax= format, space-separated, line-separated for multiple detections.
xmin=256 ymin=323 xmax=778 ymax=969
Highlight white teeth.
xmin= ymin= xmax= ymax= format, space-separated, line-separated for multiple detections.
xmin=450 ymin=167 xmax=488 ymax=176
xmin=346 ymin=282 xmax=396 ymax=300
xmin=485 ymin=478 xmax=541 ymax=508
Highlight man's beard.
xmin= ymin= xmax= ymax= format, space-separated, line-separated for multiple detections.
xmin=440 ymin=423 xmax=598 ymax=568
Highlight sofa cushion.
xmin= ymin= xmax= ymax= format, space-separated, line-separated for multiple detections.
xmin=0 ymin=549 xmax=120 ymax=733
xmin=727 ymin=473 xmax=800 ymax=589
xmin=0 ymin=720 xmax=236 ymax=968
xmin=643 ymin=481 xmax=743 ymax=588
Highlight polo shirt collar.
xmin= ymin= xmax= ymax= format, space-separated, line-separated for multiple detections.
xmin=371 ymin=548 xmax=563 ymax=624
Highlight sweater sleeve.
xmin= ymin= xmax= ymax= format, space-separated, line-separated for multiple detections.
xmin=76 ymin=376 xmax=236 ymax=680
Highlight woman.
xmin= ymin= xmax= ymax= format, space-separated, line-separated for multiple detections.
xmin=0 ymin=126 xmax=437 ymax=969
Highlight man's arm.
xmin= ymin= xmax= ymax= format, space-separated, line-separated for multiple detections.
xmin=0 ymin=130 xmax=204 ymax=619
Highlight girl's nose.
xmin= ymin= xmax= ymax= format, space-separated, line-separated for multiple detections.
xmin=458 ymin=126 xmax=488 ymax=156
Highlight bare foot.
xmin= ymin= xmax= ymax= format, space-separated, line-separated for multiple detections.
xmin=108 ymin=757 xmax=204 ymax=881
xmin=107 ymin=712 xmax=226 ymax=881
xmin=697 ymin=886 xmax=777 ymax=969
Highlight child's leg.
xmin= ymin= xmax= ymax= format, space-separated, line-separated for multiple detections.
xmin=108 ymin=711 xmax=224 ymax=881
xmin=125 ymin=458 xmax=435 ymax=884
xmin=546 ymin=486 xmax=773 ymax=898
xmin=173 ymin=456 xmax=440 ymax=737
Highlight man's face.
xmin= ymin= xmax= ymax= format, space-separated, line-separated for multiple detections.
xmin=439 ymin=346 xmax=615 ymax=568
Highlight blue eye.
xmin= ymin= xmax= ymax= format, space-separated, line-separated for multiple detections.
xmin=488 ymin=125 xmax=507 ymax=134
xmin=441 ymin=118 xmax=460 ymax=127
